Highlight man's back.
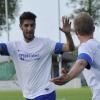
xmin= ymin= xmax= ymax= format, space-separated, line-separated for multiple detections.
xmin=79 ymin=39 xmax=100 ymax=99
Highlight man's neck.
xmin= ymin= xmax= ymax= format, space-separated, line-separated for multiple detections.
xmin=80 ymin=35 xmax=93 ymax=44
xmin=24 ymin=36 xmax=35 ymax=43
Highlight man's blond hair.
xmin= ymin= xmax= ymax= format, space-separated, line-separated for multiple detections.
xmin=74 ymin=12 xmax=94 ymax=35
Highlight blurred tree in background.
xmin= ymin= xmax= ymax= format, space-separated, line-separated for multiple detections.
xmin=66 ymin=0 xmax=100 ymax=25
xmin=0 ymin=0 xmax=21 ymax=31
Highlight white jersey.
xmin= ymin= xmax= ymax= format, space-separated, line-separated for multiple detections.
xmin=6 ymin=37 xmax=56 ymax=99
xmin=78 ymin=39 xmax=100 ymax=99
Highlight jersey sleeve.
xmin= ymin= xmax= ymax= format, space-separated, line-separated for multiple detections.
xmin=46 ymin=38 xmax=63 ymax=54
xmin=0 ymin=43 xmax=9 ymax=55
xmin=54 ymin=42 xmax=64 ymax=54
xmin=78 ymin=43 xmax=93 ymax=69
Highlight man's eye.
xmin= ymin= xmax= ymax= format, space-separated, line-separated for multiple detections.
xmin=24 ymin=24 xmax=34 ymax=27
xmin=24 ymin=24 xmax=28 ymax=27
xmin=31 ymin=24 xmax=34 ymax=27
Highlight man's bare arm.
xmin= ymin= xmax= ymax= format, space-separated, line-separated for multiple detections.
xmin=60 ymin=17 xmax=75 ymax=52
xmin=51 ymin=59 xmax=87 ymax=85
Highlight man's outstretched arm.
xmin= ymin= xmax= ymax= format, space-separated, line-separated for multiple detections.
xmin=51 ymin=59 xmax=87 ymax=85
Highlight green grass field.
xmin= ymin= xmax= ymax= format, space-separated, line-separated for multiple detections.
xmin=56 ymin=87 xmax=92 ymax=100
xmin=0 ymin=87 xmax=92 ymax=100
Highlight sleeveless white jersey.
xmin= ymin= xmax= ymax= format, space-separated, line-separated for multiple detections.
xmin=78 ymin=39 xmax=100 ymax=99
xmin=6 ymin=37 xmax=56 ymax=99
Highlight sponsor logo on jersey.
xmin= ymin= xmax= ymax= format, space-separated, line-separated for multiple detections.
xmin=17 ymin=50 xmax=40 ymax=61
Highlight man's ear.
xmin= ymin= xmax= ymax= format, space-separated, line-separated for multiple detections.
xmin=19 ymin=24 xmax=22 ymax=29
xmin=92 ymin=26 xmax=95 ymax=32
xmin=75 ymin=32 xmax=78 ymax=35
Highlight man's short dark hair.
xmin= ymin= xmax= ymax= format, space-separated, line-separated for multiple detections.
xmin=20 ymin=11 xmax=37 ymax=25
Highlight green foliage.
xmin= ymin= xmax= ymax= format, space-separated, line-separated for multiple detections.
xmin=66 ymin=0 xmax=100 ymax=25
xmin=0 ymin=0 xmax=20 ymax=31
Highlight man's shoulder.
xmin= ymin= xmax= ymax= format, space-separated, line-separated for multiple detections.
xmin=36 ymin=37 xmax=54 ymax=43
xmin=7 ymin=40 xmax=22 ymax=47
xmin=78 ymin=39 xmax=100 ymax=53
xmin=80 ymin=39 xmax=96 ymax=48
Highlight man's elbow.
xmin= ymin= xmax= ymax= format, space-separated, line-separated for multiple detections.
xmin=69 ymin=46 xmax=75 ymax=51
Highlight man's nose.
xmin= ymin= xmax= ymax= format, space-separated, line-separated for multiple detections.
xmin=27 ymin=26 xmax=33 ymax=31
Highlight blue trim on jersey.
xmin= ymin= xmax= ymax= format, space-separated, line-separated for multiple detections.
xmin=0 ymin=43 xmax=9 ymax=55
xmin=77 ymin=53 xmax=93 ymax=69
xmin=54 ymin=43 xmax=63 ymax=54
xmin=26 ymin=91 xmax=56 ymax=100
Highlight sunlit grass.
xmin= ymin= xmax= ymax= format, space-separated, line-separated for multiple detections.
xmin=0 ymin=87 xmax=92 ymax=100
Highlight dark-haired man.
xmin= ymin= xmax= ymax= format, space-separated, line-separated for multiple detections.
xmin=0 ymin=11 xmax=74 ymax=100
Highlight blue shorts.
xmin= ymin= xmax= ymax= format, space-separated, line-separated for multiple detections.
xmin=26 ymin=91 xmax=56 ymax=100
